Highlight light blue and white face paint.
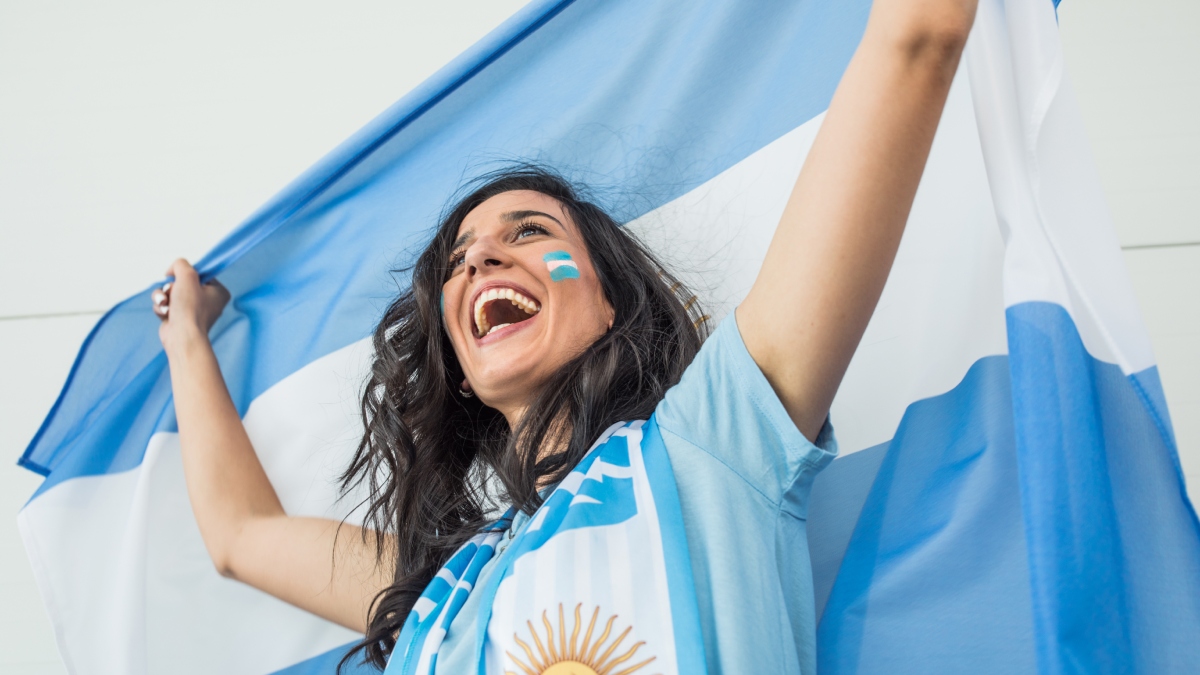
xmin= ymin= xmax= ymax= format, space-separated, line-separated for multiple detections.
xmin=544 ymin=250 xmax=580 ymax=282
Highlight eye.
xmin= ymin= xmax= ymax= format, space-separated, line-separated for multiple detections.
xmin=448 ymin=250 xmax=465 ymax=269
xmin=514 ymin=222 xmax=549 ymax=240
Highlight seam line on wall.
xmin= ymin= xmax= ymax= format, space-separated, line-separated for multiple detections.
xmin=0 ymin=310 xmax=106 ymax=323
xmin=1121 ymin=241 xmax=1200 ymax=251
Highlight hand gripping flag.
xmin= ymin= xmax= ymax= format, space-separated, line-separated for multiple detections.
xmin=18 ymin=0 xmax=1200 ymax=673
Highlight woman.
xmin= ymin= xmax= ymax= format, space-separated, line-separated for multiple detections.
xmin=153 ymin=0 xmax=978 ymax=671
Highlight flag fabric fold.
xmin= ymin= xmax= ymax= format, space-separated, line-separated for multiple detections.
xmin=18 ymin=0 xmax=1200 ymax=673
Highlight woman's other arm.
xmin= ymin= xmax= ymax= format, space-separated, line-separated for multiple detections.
xmin=156 ymin=258 xmax=392 ymax=632
xmin=737 ymin=0 xmax=978 ymax=441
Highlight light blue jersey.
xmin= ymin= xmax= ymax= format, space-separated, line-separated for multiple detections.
xmin=432 ymin=314 xmax=837 ymax=674
xmin=655 ymin=314 xmax=838 ymax=673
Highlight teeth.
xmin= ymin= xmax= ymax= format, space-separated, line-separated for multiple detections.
xmin=486 ymin=323 xmax=512 ymax=336
xmin=475 ymin=300 xmax=487 ymax=337
xmin=473 ymin=286 xmax=541 ymax=337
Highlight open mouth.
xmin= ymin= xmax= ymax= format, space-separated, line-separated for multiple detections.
xmin=472 ymin=285 xmax=541 ymax=338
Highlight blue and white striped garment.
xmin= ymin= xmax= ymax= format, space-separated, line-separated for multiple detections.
xmin=388 ymin=418 xmax=706 ymax=675
xmin=18 ymin=0 xmax=1200 ymax=673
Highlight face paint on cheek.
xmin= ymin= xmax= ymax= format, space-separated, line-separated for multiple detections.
xmin=544 ymin=250 xmax=580 ymax=282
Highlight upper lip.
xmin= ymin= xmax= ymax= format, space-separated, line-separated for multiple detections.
xmin=468 ymin=280 xmax=542 ymax=338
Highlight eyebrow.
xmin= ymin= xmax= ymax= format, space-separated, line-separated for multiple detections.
xmin=450 ymin=230 xmax=475 ymax=252
xmin=501 ymin=209 xmax=565 ymax=230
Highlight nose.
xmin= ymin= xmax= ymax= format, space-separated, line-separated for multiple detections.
xmin=463 ymin=236 xmax=511 ymax=279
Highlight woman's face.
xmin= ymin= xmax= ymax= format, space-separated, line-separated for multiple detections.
xmin=442 ymin=190 xmax=614 ymax=423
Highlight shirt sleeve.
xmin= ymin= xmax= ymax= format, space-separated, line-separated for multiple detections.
xmin=653 ymin=311 xmax=838 ymax=509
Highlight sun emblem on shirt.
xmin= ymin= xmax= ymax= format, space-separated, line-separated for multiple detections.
xmin=504 ymin=603 xmax=657 ymax=675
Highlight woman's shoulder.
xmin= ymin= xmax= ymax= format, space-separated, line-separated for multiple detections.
xmin=653 ymin=313 xmax=837 ymax=501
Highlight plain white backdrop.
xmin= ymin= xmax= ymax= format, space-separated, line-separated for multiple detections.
xmin=1 ymin=1 xmax=1196 ymax=672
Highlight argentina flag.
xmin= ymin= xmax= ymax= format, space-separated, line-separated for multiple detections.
xmin=17 ymin=0 xmax=1200 ymax=674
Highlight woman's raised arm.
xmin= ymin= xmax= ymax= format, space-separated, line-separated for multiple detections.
xmin=737 ymin=0 xmax=978 ymax=441
xmin=155 ymin=258 xmax=393 ymax=633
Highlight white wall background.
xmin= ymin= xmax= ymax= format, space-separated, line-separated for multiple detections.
xmin=1 ymin=0 xmax=1196 ymax=672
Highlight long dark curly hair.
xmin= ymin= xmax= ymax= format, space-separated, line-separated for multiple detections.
xmin=339 ymin=166 xmax=707 ymax=671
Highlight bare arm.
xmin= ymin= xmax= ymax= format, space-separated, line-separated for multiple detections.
xmin=737 ymin=0 xmax=978 ymax=441
xmin=155 ymin=259 xmax=392 ymax=632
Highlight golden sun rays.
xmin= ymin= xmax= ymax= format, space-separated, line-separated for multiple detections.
xmin=504 ymin=604 xmax=658 ymax=675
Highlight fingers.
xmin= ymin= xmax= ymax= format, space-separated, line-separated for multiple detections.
xmin=152 ymin=282 xmax=173 ymax=319
xmin=151 ymin=259 xmax=231 ymax=330
xmin=164 ymin=258 xmax=196 ymax=280
xmin=154 ymin=257 xmax=194 ymax=320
